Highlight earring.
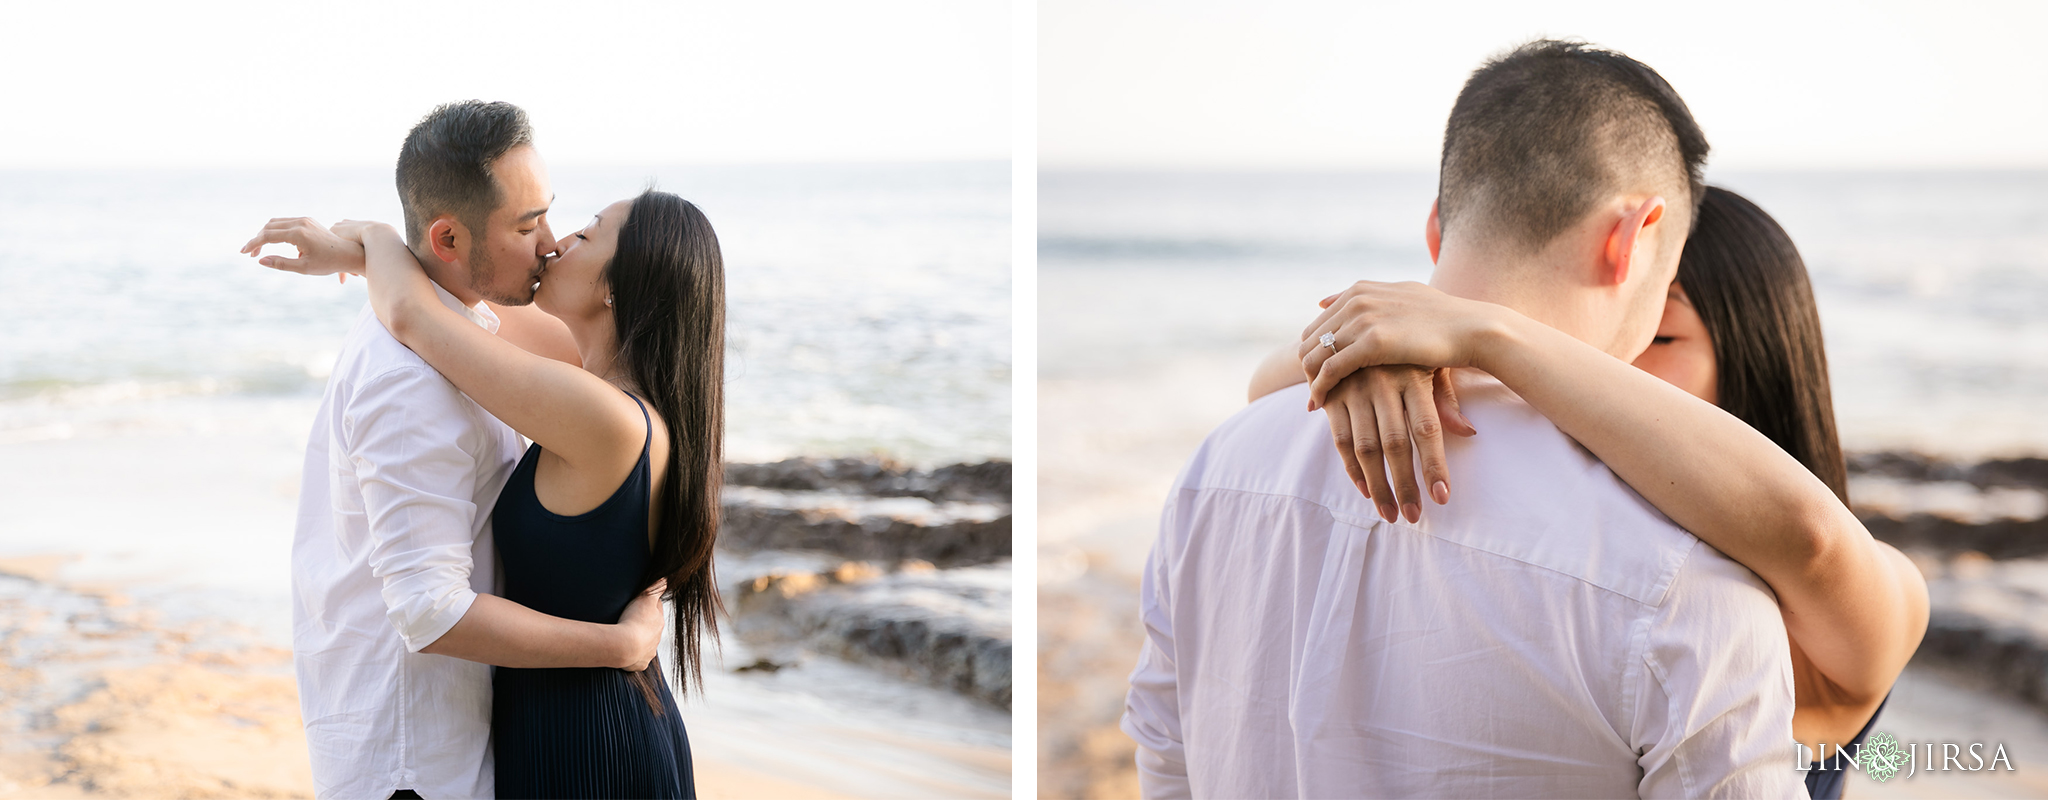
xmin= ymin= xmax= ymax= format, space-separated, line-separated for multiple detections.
xmin=605 ymin=296 xmax=614 ymax=308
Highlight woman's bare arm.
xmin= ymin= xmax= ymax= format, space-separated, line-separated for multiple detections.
xmin=1303 ymin=281 xmax=1928 ymax=708
xmin=349 ymin=222 xmax=645 ymax=473
xmin=1248 ymin=342 xmax=1308 ymax=401
xmin=422 ymin=583 xmax=664 ymax=670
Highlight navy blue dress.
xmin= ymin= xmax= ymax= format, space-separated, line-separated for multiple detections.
xmin=1804 ymin=693 xmax=1890 ymax=800
xmin=490 ymin=393 xmax=694 ymax=799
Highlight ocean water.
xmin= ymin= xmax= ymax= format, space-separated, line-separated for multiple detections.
xmin=0 ymin=161 xmax=1011 ymax=464
xmin=1041 ymin=169 xmax=2048 ymax=458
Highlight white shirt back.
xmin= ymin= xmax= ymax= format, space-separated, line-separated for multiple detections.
xmin=1122 ymin=377 xmax=1802 ymax=799
xmin=292 ymin=286 xmax=522 ymax=800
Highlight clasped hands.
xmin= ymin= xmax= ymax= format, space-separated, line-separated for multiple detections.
xmin=1295 ymin=280 xmax=1510 ymax=525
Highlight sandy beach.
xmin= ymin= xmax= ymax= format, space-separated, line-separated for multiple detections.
xmin=0 ymin=564 xmax=884 ymax=800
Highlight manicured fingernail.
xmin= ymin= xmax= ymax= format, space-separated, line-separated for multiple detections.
xmin=1377 ymin=503 xmax=1396 ymax=523
xmin=1402 ymin=503 xmax=1420 ymax=523
xmin=1354 ymin=480 xmax=1369 ymax=498
xmin=1431 ymin=481 xmax=1449 ymax=504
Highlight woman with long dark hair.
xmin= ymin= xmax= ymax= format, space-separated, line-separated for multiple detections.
xmin=329 ymin=189 xmax=722 ymax=798
xmin=1254 ymin=186 xmax=1928 ymax=799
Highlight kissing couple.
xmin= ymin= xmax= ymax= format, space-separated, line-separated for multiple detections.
xmin=244 ymin=100 xmax=723 ymax=799
xmin=1125 ymin=40 xmax=1930 ymax=799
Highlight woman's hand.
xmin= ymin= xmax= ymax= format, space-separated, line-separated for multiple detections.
xmin=239 ymin=217 xmax=366 ymax=281
xmin=1296 ymin=281 xmax=1514 ymax=409
xmin=1319 ymin=366 xmax=1469 ymax=524
xmin=615 ymin=580 xmax=668 ymax=672
xmin=1292 ymin=280 xmax=1519 ymax=519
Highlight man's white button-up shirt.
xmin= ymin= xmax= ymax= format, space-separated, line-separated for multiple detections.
xmin=292 ymin=284 xmax=522 ymax=800
xmin=1123 ymin=377 xmax=1803 ymax=799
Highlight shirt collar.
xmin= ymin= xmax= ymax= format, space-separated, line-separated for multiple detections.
xmin=430 ymin=280 xmax=501 ymax=334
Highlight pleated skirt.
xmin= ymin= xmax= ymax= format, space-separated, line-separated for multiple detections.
xmin=492 ymin=658 xmax=694 ymax=799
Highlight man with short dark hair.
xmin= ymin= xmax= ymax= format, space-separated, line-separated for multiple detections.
xmin=1122 ymin=41 xmax=1801 ymax=798
xmin=245 ymin=100 xmax=663 ymax=800
xmin=392 ymin=101 xmax=556 ymax=307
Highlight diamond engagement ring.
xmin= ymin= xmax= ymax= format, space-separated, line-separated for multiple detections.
xmin=1319 ymin=332 xmax=1337 ymax=352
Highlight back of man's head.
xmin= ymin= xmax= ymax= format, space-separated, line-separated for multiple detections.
xmin=396 ymin=100 xmax=534 ymax=248
xmin=1438 ymin=39 xmax=1708 ymax=254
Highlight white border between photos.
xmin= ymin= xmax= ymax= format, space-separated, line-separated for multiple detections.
xmin=1010 ymin=0 xmax=1039 ymax=797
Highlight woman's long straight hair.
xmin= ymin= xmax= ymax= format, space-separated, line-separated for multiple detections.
xmin=607 ymin=189 xmax=725 ymax=700
xmin=1676 ymin=186 xmax=1849 ymax=505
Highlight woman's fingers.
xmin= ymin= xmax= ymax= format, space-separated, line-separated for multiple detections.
xmin=1370 ymin=372 xmax=1422 ymax=522
xmin=1300 ymin=283 xmax=1369 ymax=341
xmin=1401 ymin=370 xmax=1451 ymax=506
xmin=258 ymin=255 xmax=308 ymax=273
xmin=1307 ymin=340 xmax=1371 ymax=410
xmin=1321 ymin=395 xmax=1371 ymax=500
xmin=1348 ymin=387 xmax=1397 ymax=523
xmin=1300 ymin=327 xmax=1340 ymax=394
xmin=1301 ymin=298 xmax=1341 ymax=342
xmin=1433 ymin=368 xmax=1477 ymax=437
xmin=241 ymin=224 xmax=294 ymax=256
xmin=242 ymin=217 xmax=317 ymax=258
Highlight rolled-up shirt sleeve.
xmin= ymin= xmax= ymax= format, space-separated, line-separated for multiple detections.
xmin=345 ymin=365 xmax=485 ymax=652
xmin=1634 ymin=542 xmax=1805 ymax=799
xmin=1122 ymin=495 xmax=1193 ymax=800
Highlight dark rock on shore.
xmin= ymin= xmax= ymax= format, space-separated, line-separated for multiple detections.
xmin=1848 ymin=450 xmax=2048 ymax=557
xmin=725 ymin=457 xmax=1012 ymax=503
xmin=1908 ymin=555 xmax=2048 ymax=709
xmin=1862 ymin=513 xmax=2048 ymax=560
xmin=1850 ymin=452 xmax=2048 ymax=492
xmin=719 ymin=487 xmax=1010 ymax=567
xmin=712 ymin=457 xmax=1013 ymax=708
xmin=1802 ymin=453 xmax=2048 ymax=711
xmin=729 ymin=561 xmax=1012 ymax=710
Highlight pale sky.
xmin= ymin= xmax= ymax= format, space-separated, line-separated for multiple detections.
xmin=0 ymin=0 xmax=1009 ymax=168
xmin=1041 ymin=0 xmax=2048 ymax=170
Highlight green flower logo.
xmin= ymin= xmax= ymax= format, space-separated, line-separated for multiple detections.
xmin=1860 ymin=731 xmax=1909 ymax=783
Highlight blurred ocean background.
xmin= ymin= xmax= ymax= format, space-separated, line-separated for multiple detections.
xmin=1 ymin=161 xmax=1011 ymax=463
xmin=1038 ymin=169 xmax=2048 ymax=798
xmin=0 ymin=161 xmax=1011 ymax=798
xmin=1042 ymin=169 xmax=2048 ymax=457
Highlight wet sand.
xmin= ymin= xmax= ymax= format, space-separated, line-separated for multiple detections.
xmin=0 ymin=557 xmax=1005 ymax=800
xmin=0 ymin=563 xmax=309 ymax=798
xmin=1037 ymin=349 xmax=1259 ymax=798
xmin=0 ymin=563 xmax=957 ymax=800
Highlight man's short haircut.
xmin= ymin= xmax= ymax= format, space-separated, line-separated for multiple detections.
xmin=395 ymin=100 xmax=534 ymax=247
xmin=1438 ymin=39 xmax=1709 ymax=253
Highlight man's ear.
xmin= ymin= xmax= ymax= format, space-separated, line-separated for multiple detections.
xmin=1426 ymin=199 xmax=1443 ymax=263
xmin=1601 ymin=196 xmax=1666 ymax=287
xmin=424 ymin=216 xmax=467 ymax=268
